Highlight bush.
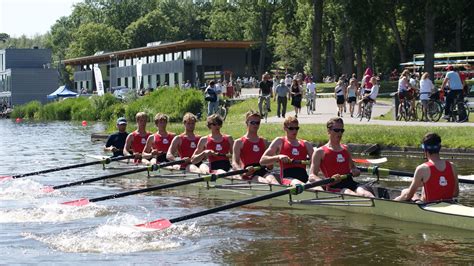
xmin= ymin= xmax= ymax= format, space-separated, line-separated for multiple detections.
xmin=11 ymin=101 xmax=42 ymax=119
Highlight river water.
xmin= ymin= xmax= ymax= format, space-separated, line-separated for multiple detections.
xmin=1 ymin=119 xmax=473 ymax=264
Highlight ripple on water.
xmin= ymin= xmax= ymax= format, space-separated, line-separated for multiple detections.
xmin=22 ymin=213 xmax=202 ymax=253
xmin=0 ymin=179 xmax=60 ymax=200
xmin=0 ymin=202 xmax=112 ymax=223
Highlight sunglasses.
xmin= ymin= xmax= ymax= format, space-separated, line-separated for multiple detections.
xmin=331 ymin=128 xmax=345 ymax=133
xmin=208 ymin=123 xmax=222 ymax=127
xmin=287 ymin=126 xmax=300 ymax=131
xmin=248 ymin=121 xmax=261 ymax=125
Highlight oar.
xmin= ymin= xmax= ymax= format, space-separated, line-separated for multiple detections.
xmin=359 ymin=166 xmax=474 ymax=184
xmin=0 ymin=155 xmax=135 ymax=181
xmin=61 ymin=166 xmax=260 ymax=206
xmin=353 ymin=157 xmax=387 ymax=164
xmin=43 ymin=159 xmax=187 ymax=192
xmin=134 ymin=175 xmax=349 ymax=230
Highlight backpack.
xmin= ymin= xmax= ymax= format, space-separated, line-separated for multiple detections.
xmin=204 ymin=88 xmax=217 ymax=102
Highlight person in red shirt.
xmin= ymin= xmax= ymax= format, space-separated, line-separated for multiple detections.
xmin=143 ymin=113 xmax=175 ymax=165
xmin=123 ymin=112 xmax=151 ymax=164
xmin=260 ymin=116 xmax=313 ymax=186
xmin=232 ymin=110 xmax=278 ymax=184
xmin=309 ymin=117 xmax=374 ymax=197
xmin=395 ymin=133 xmax=459 ymax=202
xmin=167 ymin=112 xmax=209 ymax=173
xmin=191 ymin=114 xmax=234 ymax=174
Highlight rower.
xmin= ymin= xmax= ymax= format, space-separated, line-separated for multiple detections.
xmin=309 ymin=117 xmax=374 ymax=197
xmin=395 ymin=133 xmax=459 ymax=202
xmin=232 ymin=110 xmax=279 ymax=184
xmin=104 ymin=117 xmax=128 ymax=157
xmin=192 ymin=114 xmax=233 ymax=173
xmin=260 ymin=116 xmax=313 ymax=185
xmin=143 ymin=113 xmax=176 ymax=165
xmin=123 ymin=112 xmax=151 ymax=163
xmin=167 ymin=112 xmax=209 ymax=173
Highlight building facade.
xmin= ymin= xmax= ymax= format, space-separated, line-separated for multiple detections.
xmin=0 ymin=48 xmax=58 ymax=106
xmin=63 ymin=40 xmax=256 ymax=92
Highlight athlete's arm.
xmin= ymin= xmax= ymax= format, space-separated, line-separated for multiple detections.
xmin=231 ymin=139 xmax=243 ymax=170
xmin=142 ymin=135 xmax=155 ymax=159
xmin=166 ymin=135 xmax=180 ymax=161
xmin=309 ymin=147 xmax=324 ymax=182
xmin=451 ymin=162 xmax=459 ymax=197
xmin=123 ymin=134 xmax=134 ymax=156
xmin=191 ymin=137 xmax=211 ymax=164
xmin=395 ymin=164 xmax=427 ymax=201
xmin=260 ymin=137 xmax=289 ymax=165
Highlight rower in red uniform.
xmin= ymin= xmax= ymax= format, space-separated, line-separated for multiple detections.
xmin=167 ymin=112 xmax=209 ymax=173
xmin=395 ymin=133 xmax=459 ymax=202
xmin=309 ymin=117 xmax=374 ymax=196
xmin=192 ymin=114 xmax=233 ymax=173
xmin=123 ymin=112 xmax=151 ymax=164
xmin=260 ymin=116 xmax=313 ymax=185
xmin=143 ymin=113 xmax=175 ymax=165
xmin=232 ymin=110 xmax=278 ymax=184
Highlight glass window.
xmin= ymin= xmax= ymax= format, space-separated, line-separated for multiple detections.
xmin=174 ymin=52 xmax=182 ymax=60
xmin=118 ymin=60 xmax=125 ymax=67
xmin=165 ymin=53 xmax=173 ymax=61
xmin=184 ymin=50 xmax=191 ymax=60
xmin=157 ymin=54 xmax=163 ymax=62
xmin=148 ymin=55 xmax=155 ymax=63
xmin=125 ymin=59 xmax=131 ymax=66
xmin=156 ymin=75 xmax=161 ymax=86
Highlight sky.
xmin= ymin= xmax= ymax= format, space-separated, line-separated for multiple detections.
xmin=0 ymin=0 xmax=82 ymax=37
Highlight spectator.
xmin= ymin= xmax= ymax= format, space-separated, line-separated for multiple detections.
xmin=290 ymin=79 xmax=302 ymax=117
xmin=441 ymin=65 xmax=464 ymax=120
xmin=275 ymin=79 xmax=290 ymax=118
xmin=258 ymin=73 xmax=273 ymax=115
xmin=205 ymin=81 xmax=219 ymax=116
xmin=419 ymin=72 xmax=435 ymax=121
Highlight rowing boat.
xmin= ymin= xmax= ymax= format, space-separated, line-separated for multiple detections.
xmin=146 ymin=170 xmax=474 ymax=231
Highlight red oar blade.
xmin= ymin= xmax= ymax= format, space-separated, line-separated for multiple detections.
xmin=41 ymin=186 xmax=55 ymax=193
xmin=353 ymin=157 xmax=387 ymax=164
xmin=135 ymin=219 xmax=172 ymax=230
xmin=0 ymin=175 xmax=13 ymax=181
xmin=61 ymin=198 xmax=90 ymax=206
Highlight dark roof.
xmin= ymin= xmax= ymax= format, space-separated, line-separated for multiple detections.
xmin=63 ymin=40 xmax=257 ymax=66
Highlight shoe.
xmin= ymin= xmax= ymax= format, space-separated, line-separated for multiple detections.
xmin=282 ymin=115 xmax=285 ymax=118
xmin=337 ymin=111 xmax=340 ymax=117
xmin=268 ymin=108 xmax=271 ymax=112
xmin=351 ymin=114 xmax=353 ymax=118
xmin=277 ymin=115 xmax=280 ymax=118
xmin=442 ymin=115 xmax=449 ymax=120
xmin=295 ymin=114 xmax=297 ymax=118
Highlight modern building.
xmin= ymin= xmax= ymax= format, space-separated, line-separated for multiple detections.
xmin=0 ymin=48 xmax=59 ymax=106
xmin=63 ymin=40 xmax=256 ymax=92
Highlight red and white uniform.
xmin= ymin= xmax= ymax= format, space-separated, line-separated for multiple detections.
xmin=320 ymin=145 xmax=351 ymax=178
xmin=153 ymin=132 xmax=175 ymax=153
xmin=279 ymin=137 xmax=308 ymax=179
xmin=178 ymin=134 xmax=200 ymax=168
xmin=131 ymin=131 xmax=151 ymax=153
xmin=239 ymin=136 xmax=265 ymax=167
xmin=206 ymin=135 xmax=231 ymax=163
xmin=423 ymin=161 xmax=456 ymax=202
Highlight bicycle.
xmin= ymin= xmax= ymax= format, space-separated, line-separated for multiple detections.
xmin=359 ymin=99 xmax=374 ymax=121
xmin=397 ymin=96 xmax=417 ymax=122
xmin=306 ymin=92 xmax=315 ymax=115
xmin=259 ymin=95 xmax=271 ymax=123
xmin=415 ymin=91 xmax=443 ymax=122
xmin=216 ymin=99 xmax=229 ymax=121
xmin=448 ymin=93 xmax=469 ymax=123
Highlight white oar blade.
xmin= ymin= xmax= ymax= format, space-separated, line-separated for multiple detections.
xmin=353 ymin=157 xmax=387 ymax=164
xmin=61 ymin=198 xmax=90 ymax=207
xmin=135 ymin=219 xmax=172 ymax=230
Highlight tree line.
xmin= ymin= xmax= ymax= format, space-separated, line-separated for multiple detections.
xmin=1 ymin=0 xmax=473 ymax=83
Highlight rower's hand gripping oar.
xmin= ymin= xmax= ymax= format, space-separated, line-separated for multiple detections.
xmin=61 ymin=166 xmax=261 ymax=206
xmin=0 ymin=155 xmax=135 ymax=181
xmin=135 ymin=174 xmax=351 ymax=230
xmin=43 ymin=159 xmax=187 ymax=192
xmin=358 ymin=166 xmax=474 ymax=184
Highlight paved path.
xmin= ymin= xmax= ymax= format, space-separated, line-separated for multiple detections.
xmin=239 ymin=88 xmax=474 ymax=127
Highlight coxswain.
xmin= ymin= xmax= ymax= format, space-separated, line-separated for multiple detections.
xmin=104 ymin=117 xmax=128 ymax=157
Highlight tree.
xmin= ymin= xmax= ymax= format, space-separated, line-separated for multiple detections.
xmin=311 ymin=0 xmax=323 ymax=82
xmin=424 ymin=0 xmax=435 ymax=80
xmin=67 ymin=23 xmax=126 ymax=58
xmin=0 ymin=33 xmax=9 ymax=43
xmin=124 ymin=9 xmax=179 ymax=48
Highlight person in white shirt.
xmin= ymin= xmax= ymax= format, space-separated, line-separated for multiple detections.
xmin=419 ymin=72 xmax=435 ymax=121
xmin=305 ymin=77 xmax=317 ymax=112
xmin=358 ymin=76 xmax=379 ymax=105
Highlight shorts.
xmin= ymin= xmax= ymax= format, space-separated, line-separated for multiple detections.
xmin=210 ymin=160 xmax=231 ymax=172
xmin=348 ymin=96 xmax=356 ymax=103
xmin=336 ymin=95 xmax=345 ymax=105
xmin=362 ymin=96 xmax=375 ymax=105
xmin=281 ymin=167 xmax=308 ymax=184
xmin=155 ymin=153 xmax=169 ymax=163
xmin=421 ymin=99 xmax=429 ymax=108
xmin=399 ymin=90 xmax=413 ymax=101
xmin=242 ymin=163 xmax=269 ymax=180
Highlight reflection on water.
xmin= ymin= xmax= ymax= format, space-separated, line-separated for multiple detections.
xmin=1 ymin=119 xmax=474 ymax=264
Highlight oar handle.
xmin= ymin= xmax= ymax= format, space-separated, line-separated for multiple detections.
xmin=168 ymin=175 xmax=347 ymax=224
xmin=200 ymin=166 xmax=262 ymax=181
xmin=291 ymin=160 xmax=310 ymax=165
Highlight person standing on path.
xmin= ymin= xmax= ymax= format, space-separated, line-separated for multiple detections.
xmin=346 ymin=78 xmax=358 ymax=117
xmin=306 ymin=77 xmax=317 ymax=113
xmin=275 ymin=79 xmax=290 ymax=118
xmin=335 ymin=80 xmax=346 ymax=117
xmin=290 ymin=79 xmax=302 ymax=117
xmin=205 ymin=81 xmax=219 ymax=116
xmin=441 ymin=65 xmax=464 ymax=120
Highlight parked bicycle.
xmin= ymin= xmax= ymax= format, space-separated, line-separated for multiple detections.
xmin=415 ymin=90 xmax=443 ymax=122
xmin=397 ymin=93 xmax=418 ymax=122
xmin=447 ymin=93 xmax=469 ymax=123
